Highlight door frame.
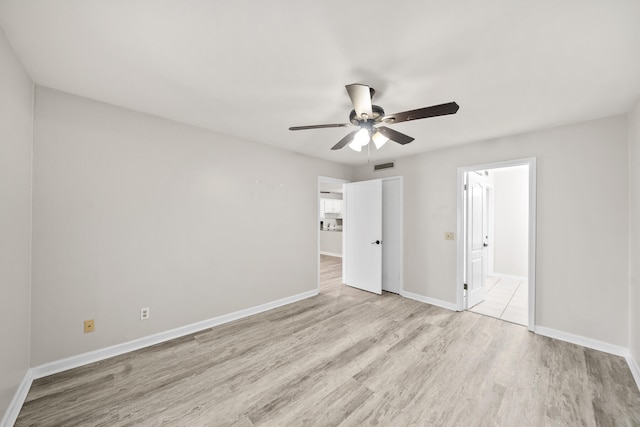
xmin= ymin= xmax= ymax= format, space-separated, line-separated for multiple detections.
xmin=455 ymin=158 xmax=537 ymax=331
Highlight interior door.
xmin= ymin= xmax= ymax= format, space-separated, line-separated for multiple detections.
xmin=345 ymin=179 xmax=382 ymax=294
xmin=466 ymin=172 xmax=487 ymax=308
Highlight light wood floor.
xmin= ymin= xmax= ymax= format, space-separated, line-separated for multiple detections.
xmin=15 ymin=255 xmax=640 ymax=426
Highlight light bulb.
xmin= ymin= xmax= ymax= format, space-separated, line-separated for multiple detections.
xmin=354 ymin=128 xmax=370 ymax=147
xmin=372 ymin=131 xmax=389 ymax=149
xmin=348 ymin=128 xmax=370 ymax=152
xmin=348 ymin=140 xmax=362 ymax=152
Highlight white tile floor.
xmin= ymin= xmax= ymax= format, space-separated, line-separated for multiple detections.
xmin=469 ymin=276 xmax=528 ymax=326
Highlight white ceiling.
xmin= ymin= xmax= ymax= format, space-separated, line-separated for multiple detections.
xmin=1 ymin=1 xmax=639 ymax=166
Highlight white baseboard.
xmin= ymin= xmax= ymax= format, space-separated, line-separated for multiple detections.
xmin=627 ymin=352 xmax=640 ymax=392
xmin=532 ymin=327 xmax=640 ymax=393
xmin=0 ymin=371 xmax=33 ymax=427
xmin=30 ymin=289 xmax=318 ymax=380
xmin=319 ymin=251 xmax=342 ymax=258
xmin=534 ymin=326 xmax=628 ymax=358
xmin=401 ymin=291 xmax=459 ymax=311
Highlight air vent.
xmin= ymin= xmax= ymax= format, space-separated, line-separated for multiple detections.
xmin=373 ymin=162 xmax=395 ymax=171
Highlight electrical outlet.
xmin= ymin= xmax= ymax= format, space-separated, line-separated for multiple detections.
xmin=444 ymin=232 xmax=455 ymax=241
xmin=84 ymin=319 xmax=95 ymax=333
xmin=140 ymin=307 xmax=150 ymax=320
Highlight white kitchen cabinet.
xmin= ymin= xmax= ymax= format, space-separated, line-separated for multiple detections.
xmin=321 ymin=199 xmax=343 ymax=216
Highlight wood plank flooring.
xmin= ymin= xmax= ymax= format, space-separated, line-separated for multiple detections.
xmin=15 ymin=255 xmax=640 ymax=426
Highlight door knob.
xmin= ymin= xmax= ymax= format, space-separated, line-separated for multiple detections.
xmin=371 ymin=240 xmax=381 ymax=245
xmin=483 ymin=243 xmax=488 ymax=247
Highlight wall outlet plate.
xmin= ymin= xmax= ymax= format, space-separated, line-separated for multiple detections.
xmin=444 ymin=232 xmax=455 ymax=240
xmin=140 ymin=307 xmax=150 ymax=320
xmin=84 ymin=319 xmax=95 ymax=333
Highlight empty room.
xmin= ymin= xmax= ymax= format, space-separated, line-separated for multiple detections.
xmin=2 ymin=1 xmax=640 ymax=426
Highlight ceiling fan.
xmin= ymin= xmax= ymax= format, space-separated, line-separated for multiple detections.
xmin=289 ymin=84 xmax=459 ymax=151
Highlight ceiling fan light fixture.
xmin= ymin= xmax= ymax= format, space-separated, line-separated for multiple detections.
xmin=348 ymin=127 xmax=370 ymax=151
xmin=289 ymin=83 xmax=459 ymax=152
xmin=372 ymin=131 xmax=389 ymax=149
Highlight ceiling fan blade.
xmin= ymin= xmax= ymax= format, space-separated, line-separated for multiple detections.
xmin=289 ymin=123 xmax=351 ymax=131
xmin=331 ymin=130 xmax=359 ymax=150
xmin=346 ymin=84 xmax=373 ymax=120
xmin=376 ymin=126 xmax=415 ymax=145
xmin=382 ymin=102 xmax=459 ymax=124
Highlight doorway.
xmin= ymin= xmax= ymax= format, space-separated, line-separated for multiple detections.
xmin=456 ymin=159 xmax=536 ymax=331
xmin=318 ymin=177 xmax=348 ymax=293
xmin=317 ymin=176 xmax=403 ymax=295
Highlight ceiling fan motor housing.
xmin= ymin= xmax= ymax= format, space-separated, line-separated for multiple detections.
xmin=349 ymin=105 xmax=385 ymax=125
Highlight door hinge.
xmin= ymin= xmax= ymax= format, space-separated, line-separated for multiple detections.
xmin=463 ymin=283 xmax=468 ymax=290
xmin=464 ymin=184 xmax=468 ymax=191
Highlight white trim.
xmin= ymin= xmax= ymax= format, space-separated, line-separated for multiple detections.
xmin=528 ymin=159 xmax=537 ymax=331
xmin=30 ymin=290 xmax=318 ymax=379
xmin=1 ymin=371 xmax=33 ymax=427
xmin=401 ymin=291 xmax=459 ymax=312
xmin=627 ymin=352 xmax=640 ymax=392
xmin=456 ymin=157 xmax=537 ymax=332
xmin=489 ymin=273 xmax=528 ymax=282
xmin=535 ymin=326 xmax=639 ymax=393
xmin=535 ymin=326 xmax=628 ymax=358
xmin=319 ymin=251 xmax=342 ymax=258
xmin=456 ymin=169 xmax=466 ymax=311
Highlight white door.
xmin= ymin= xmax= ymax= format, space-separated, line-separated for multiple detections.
xmin=466 ymin=172 xmax=487 ymax=308
xmin=344 ymin=179 xmax=382 ymax=294
xmin=382 ymin=179 xmax=402 ymax=294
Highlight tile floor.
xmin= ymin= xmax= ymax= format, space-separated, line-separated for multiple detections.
xmin=469 ymin=276 xmax=528 ymax=326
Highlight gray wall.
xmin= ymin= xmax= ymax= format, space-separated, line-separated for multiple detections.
xmin=630 ymin=97 xmax=640 ymax=365
xmin=492 ymin=166 xmax=528 ymax=278
xmin=355 ymin=115 xmax=629 ymax=346
xmin=30 ymin=87 xmax=352 ymax=365
xmin=0 ymin=29 xmax=32 ymax=419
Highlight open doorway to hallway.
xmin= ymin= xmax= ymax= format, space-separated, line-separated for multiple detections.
xmin=457 ymin=159 xmax=536 ymax=330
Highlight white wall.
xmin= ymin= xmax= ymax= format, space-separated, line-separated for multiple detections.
xmin=629 ymin=97 xmax=640 ymax=365
xmin=30 ymin=87 xmax=352 ymax=366
xmin=492 ymin=166 xmax=528 ymax=278
xmin=355 ymin=115 xmax=629 ymax=346
xmin=0 ymin=29 xmax=32 ymax=420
